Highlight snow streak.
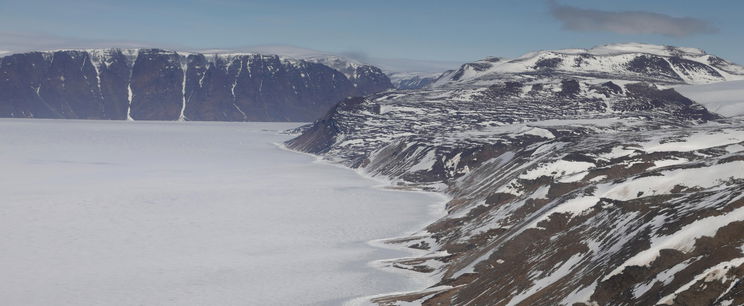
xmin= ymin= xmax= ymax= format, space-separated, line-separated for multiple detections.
xmin=178 ymin=58 xmax=187 ymax=121
xmin=231 ymin=58 xmax=248 ymax=120
xmin=126 ymin=52 xmax=138 ymax=121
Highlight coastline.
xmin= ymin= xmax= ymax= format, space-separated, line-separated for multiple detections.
xmin=0 ymin=119 xmax=449 ymax=306
xmin=277 ymin=141 xmax=452 ymax=305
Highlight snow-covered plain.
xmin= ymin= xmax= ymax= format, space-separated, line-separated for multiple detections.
xmin=0 ymin=119 xmax=443 ymax=306
xmin=677 ymin=80 xmax=744 ymax=117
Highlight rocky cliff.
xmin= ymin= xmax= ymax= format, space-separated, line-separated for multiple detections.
xmin=0 ymin=49 xmax=393 ymax=121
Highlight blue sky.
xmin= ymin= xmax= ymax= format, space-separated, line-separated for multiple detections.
xmin=1 ymin=0 xmax=743 ymax=64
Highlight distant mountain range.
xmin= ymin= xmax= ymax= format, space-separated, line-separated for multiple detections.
xmin=288 ymin=43 xmax=744 ymax=305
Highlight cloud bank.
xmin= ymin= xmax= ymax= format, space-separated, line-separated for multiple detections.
xmin=549 ymin=1 xmax=718 ymax=37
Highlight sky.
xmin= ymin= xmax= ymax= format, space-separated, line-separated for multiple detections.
xmin=1 ymin=0 xmax=743 ymax=66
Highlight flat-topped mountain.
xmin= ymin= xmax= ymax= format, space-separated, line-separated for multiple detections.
xmin=0 ymin=48 xmax=393 ymax=121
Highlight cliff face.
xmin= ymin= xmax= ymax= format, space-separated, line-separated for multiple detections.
xmin=0 ymin=49 xmax=393 ymax=121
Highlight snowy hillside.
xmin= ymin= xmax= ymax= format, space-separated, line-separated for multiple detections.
xmin=288 ymin=43 xmax=744 ymax=305
xmin=434 ymin=43 xmax=744 ymax=87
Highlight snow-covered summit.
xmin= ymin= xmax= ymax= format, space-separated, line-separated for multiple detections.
xmin=435 ymin=43 xmax=744 ymax=87
xmin=552 ymin=43 xmax=708 ymax=57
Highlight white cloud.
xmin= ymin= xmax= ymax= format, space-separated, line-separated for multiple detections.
xmin=549 ymin=1 xmax=718 ymax=37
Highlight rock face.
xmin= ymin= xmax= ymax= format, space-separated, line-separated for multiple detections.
xmin=302 ymin=55 xmax=394 ymax=96
xmin=0 ymin=49 xmax=393 ymax=121
xmin=288 ymin=44 xmax=744 ymax=305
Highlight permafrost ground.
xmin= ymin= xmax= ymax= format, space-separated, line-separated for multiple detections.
xmin=0 ymin=119 xmax=443 ymax=306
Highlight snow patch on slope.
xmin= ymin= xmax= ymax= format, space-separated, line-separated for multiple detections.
xmin=605 ymin=205 xmax=744 ymax=280
xmin=519 ymin=160 xmax=594 ymax=181
xmin=528 ymin=196 xmax=600 ymax=229
xmin=599 ymin=161 xmax=744 ymax=201
xmin=409 ymin=149 xmax=438 ymax=172
xmin=657 ymin=257 xmax=744 ymax=305
xmin=640 ymin=129 xmax=744 ymax=153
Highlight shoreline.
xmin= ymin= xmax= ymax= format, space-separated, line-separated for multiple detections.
xmin=277 ymin=140 xmax=452 ymax=305
xmin=0 ymin=119 xmax=450 ymax=306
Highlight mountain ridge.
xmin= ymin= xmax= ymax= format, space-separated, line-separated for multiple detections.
xmin=434 ymin=43 xmax=744 ymax=88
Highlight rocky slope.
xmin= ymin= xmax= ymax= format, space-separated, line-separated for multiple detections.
xmin=0 ymin=49 xmax=393 ymax=121
xmin=287 ymin=44 xmax=744 ymax=305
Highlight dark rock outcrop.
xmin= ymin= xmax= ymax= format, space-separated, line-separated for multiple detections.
xmin=346 ymin=65 xmax=393 ymax=96
xmin=129 ymin=49 xmax=184 ymax=120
